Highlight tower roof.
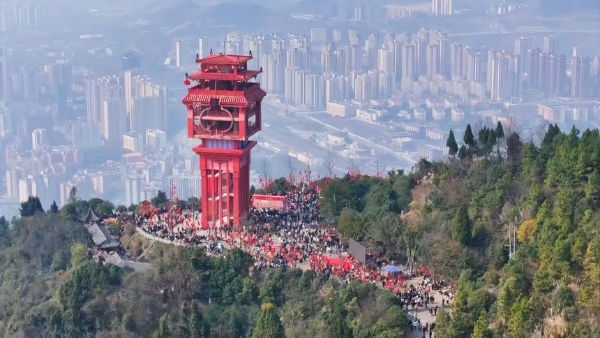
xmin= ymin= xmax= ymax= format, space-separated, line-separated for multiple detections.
xmin=198 ymin=54 xmax=253 ymax=65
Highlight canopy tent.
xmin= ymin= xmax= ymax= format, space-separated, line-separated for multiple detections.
xmin=383 ymin=265 xmax=403 ymax=275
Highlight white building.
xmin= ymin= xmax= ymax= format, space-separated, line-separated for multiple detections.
xmin=18 ymin=178 xmax=31 ymax=203
xmin=32 ymin=128 xmax=47 ymax=151
xmin=123 ymin=132 xmax=143 ymax=152
xmin=146 ymin=129 xmax=167 ymax=148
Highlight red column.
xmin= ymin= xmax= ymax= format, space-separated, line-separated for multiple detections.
xmin=199 ymin=155 xmax=209 ymax=230
xmin=233 ymin=170 xmax=240 ymax=226
xmin=226 ymin=159 xmax=231 ymax=225
xmin=217 ymin=160 xmax=223 ymax=227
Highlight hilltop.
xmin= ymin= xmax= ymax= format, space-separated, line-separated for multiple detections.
xmin=1 ymin=122 xmax=600 ymax=337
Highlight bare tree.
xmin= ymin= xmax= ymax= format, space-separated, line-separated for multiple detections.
xmin=347 ymin=158 xmax=359 ymax=175
xmin=375 ymin=159 xmax=382 ymax=177
xmin=323 ymin=149 xmax=335 ymax=178
xmin=260 ymin=158 xmax=272 ymax=183
xmin=534 ymin=120 xmax=551 ymax=145
xmin=284 ymin=154 xmax=296 ymax=183
xmin=304 ymin=152 xmax=312 ymax=182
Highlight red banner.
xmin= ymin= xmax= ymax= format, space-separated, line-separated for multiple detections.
xmin=252 ymin=195 xmax=287 ymax=210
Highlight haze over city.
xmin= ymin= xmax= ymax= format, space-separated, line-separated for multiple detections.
xmin=1 ymin=0 xmax=599 ymax=222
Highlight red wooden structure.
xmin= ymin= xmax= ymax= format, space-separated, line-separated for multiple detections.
xmin=182 ymin=52 xmax=266 ymax=229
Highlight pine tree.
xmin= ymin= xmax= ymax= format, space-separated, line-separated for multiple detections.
xmin=68 ymin=187 xmax=78 ymax=204
xmin=252 ymin=303 xmax=285 ymax=338
xmin=464 ymin=124 xmax=476 ymax=148
xmin=495 ymin=121 xmax=505 ymax=160
xmin=50 ymin=201 xmax=59 ymax=214
xmin=153 ymin=315 xmax=171 ymax=338
xmin=446 ymin=129 xmax=459 ymax=159
xmin=495 ymin=121 xmax=505 ymax=139
xmin=452 ymin=204 xmax=472 ymax=245
xmin=458 ymin=145 xmax=468 ymax=160
xmin=473 ymin=311 xmax=492 ymax=338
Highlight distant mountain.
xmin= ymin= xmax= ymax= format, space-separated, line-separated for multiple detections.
xmin=539 ymin=0 xmax=600 ymax=15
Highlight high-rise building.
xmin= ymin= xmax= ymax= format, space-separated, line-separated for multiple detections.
xmin=450 ymin=43 xmax=463 ymax=79
xmin=571 ymin=56 xmax=591 ymax=98
xmin=31 ymin=128 xmax=47 ymax=151
xmin=377 ymin=48 xmax=394 ymax=73
xmin=548 ymin=54 xmax=567 ymax=96
xmin=174 ymin=40 xmax=193 ymax=70
xmin=514 ymin=37 xmax=530 ymax=74
xmin=488 ymin=51 xmax=519 ymax=102
xmin=401 ymin=44 xmax=415 ymax=80
xmin=146 ymin=129 xmax=167 ymax=148
xmin=542 ymin=36 xmax=559 ymax=55
xmin=527 ymin=48 xmax=541 ymax=90
xmin=102 ymin=99 xmax=126 ymax=144
xmin=166 ymin=175 xmax=201 ymax=201
xmin=0 ymin=110 xmax=11 ymax=138
xmin=426 ymin=43 xmax=440 ymax=78
xmin=18 ymin=178 xmax=30 ymax=203
xmin=432 ymin=0 xmax=452 ymax=15
xmin=71 ymin=119 xmax=102 ymax=149
xmin=125 ymin=175 xmax=142 ymax=206
xmin=0 ymin=46 xmax=8 ymax=101
xmin=49 ymin=60 xmax=72 ymax=123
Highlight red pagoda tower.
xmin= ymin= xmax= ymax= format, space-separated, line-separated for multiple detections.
xmin=182 ymin=52 xmax=266 ymax=229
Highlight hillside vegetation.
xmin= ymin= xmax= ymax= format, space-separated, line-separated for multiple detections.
xmin=1 ymin=122 xmax=599 ymax=337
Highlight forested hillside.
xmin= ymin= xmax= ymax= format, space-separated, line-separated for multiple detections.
xmin=0 ymin=214 xmax=408 ymax=337
xmin=422 ymin=123 xmax=600 ymax=337
xmin=1 ymin=122 xmax=599 ymax=337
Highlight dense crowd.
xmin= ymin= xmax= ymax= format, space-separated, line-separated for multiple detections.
xmin=126 ymin=183 xmax=451 ymax=336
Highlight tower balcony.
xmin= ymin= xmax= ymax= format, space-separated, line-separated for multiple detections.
xmin=188 ymin=121 xmax=260 ymax=140
xmin=182 ymin=83 xmax=266 ymax=107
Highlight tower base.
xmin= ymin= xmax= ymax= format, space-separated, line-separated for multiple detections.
xmin=194 ymin=142 xmax=254 ymax=229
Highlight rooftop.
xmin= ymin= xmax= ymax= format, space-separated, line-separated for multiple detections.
xmin=198 ymin=54 xmax=253 ymax=65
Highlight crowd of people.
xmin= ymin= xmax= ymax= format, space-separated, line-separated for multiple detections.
xmin=123 ymin=182 xmax=451 ymax=336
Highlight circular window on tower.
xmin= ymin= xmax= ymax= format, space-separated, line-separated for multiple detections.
xmin=197 ymin=104 xmax=234 ymax=134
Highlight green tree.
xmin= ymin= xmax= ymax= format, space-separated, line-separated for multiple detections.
xmin=49 ymin=200 xmax=59 ymax=214
xmin=338 ymin=208 xmax=365 ymax=242
xmin=252 ymin=303 xmax=285 ymax=338
xmin=458 ymin=145 xmax=468 ymax=160
xmin=186 ymin=302 xmax=205 ymax=338
xmin=60 ymin=202 xmax=79 ymax=220
xmin=68 ymin=186 xmax=78 ymax=204
xmin=434 ymin=309 xmax=453 ymax=337
xmin=152 ymin=191 xmax=168 ymax=207
xmin=19 ymin=196 xmax=44 ymax=217
xmin=452 ymin=205 xmax=472 ymax=246
xmin=153 ymin=315 xmax=172 ymax=338
xmin=472 ymin=311 xmax=491 ymax=338
xmin=495 ymin=121 xmax=505 ymax=160
xmin=506 ymin=132 xmax=523 ymax=162
xmin=187 ymin=197 xmax=201 ymax=211
xmin=464 ymin=124 xmax=476 ymax=148
xmin=585 ymin=169 xmax=600 ymax=198
xmin=446 ymin=129 xmax=459 ymax=160
xmin=70 ymin=243 xmax=88 ymax=268
xmin=0 ymin=216 xmax=9 ymax=248
xmin=507 ymin=298 xmax=534 ymax=338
